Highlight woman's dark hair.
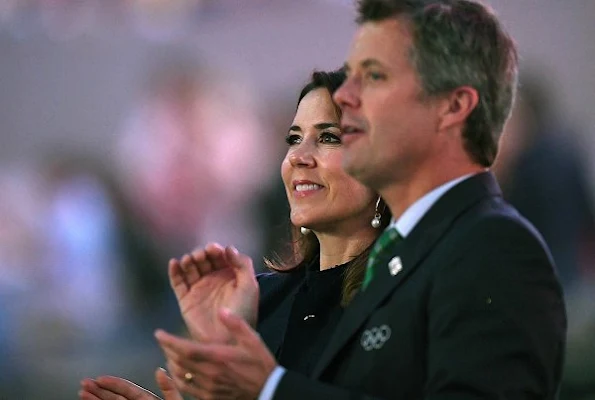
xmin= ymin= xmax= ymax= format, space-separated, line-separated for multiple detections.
xmin=265 ymin=68 xmax=392 ymax=306
xmin=297 ymin=68 xmax=346 ymax=115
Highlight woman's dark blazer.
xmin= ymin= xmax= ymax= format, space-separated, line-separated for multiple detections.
xmin=256 ymin=259 xmax=346 ymax=376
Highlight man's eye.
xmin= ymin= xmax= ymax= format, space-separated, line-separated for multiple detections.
xmin=366 ymin=71 xmax=386 ymax=81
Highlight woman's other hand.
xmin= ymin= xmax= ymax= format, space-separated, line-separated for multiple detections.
xmin=170 ymin=243 xmax=259 ymax=343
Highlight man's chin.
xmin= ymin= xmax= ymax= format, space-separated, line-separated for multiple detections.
xmin=343 ymin=156 xmax=366 ymax=182
xmin=344 ymin=159 xmax=383 ymax=192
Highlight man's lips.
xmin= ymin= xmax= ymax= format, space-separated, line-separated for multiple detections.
xmin=341 ymin=125 xmax=365 ymax=135
xmin=341 ymin=117 xmax=367 ymax=138
xmin=341 ymin=123 xmax=366 ymax=145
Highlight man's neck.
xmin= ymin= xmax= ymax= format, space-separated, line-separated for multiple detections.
xmin=381 ymin=164 xmax=485 ymax=221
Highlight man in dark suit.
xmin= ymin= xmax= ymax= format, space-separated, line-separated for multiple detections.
xmin=155 ymin=1 xmax=567 ymax=399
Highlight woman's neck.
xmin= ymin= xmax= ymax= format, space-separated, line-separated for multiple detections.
xmin=315 ymin=228 xmax=377 ymax=271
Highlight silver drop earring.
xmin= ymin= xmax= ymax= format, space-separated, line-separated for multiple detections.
xmin=300 ymin=227 xmax=311 ymax=235
xmin=371 ymin=197 xmax=382 ymax=228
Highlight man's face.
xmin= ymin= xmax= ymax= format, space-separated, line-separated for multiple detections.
xmin=334 ymin=18 xmax=442 ymax=191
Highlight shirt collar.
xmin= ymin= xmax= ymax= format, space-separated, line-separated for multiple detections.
xmin=389 ymin=173 xmax=476 ymax=238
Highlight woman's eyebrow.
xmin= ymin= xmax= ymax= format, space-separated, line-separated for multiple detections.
xmin=313 ymin=122 xmax=340 ymax=130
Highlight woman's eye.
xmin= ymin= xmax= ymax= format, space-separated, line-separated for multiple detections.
xmin=320 ymin=132 xmax=341 ymax=144
xmin=285 ymin=134 xmax=302 ymax=145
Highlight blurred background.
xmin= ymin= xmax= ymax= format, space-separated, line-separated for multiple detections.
xmin=0 ymin=0 xmax=594 ymax=398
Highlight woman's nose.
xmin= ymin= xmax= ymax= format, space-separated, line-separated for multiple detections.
xmin=288 ymin=147 xmax=316 ymax=168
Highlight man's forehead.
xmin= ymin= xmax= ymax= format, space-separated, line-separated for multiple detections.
xmin=347 ymin=19 xmax=412 ymax=66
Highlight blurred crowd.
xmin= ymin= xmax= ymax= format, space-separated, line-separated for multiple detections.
xmin=1 ymin=15 xmax=595 ymax=400
xmin=0 ymin=0 xmax=272 ymax=42
xmin=494 ymin=73 xmax=595 ymax=400
xmin=0 ymin=59 xmax=290 ymax=398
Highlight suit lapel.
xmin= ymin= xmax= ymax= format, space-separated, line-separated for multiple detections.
xmin=312 ymin=172 xmax=502 ymax=379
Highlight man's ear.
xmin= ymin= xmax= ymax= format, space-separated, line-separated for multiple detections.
xmin=437 ymin=86 xmax=479 ymax=132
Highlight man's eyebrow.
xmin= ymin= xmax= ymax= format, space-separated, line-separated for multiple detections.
xmin=288 ymin=125 xmax=301 ymax=132
xmin=361 ymin=58 xmax=385 ymax=69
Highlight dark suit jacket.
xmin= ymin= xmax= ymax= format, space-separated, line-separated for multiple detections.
xmin=273 ymin=172 xmax=567 ymax=400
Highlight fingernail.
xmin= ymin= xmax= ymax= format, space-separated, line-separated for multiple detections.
xmin=230 ymin=246 xmax=239 ymax=256
xmin=220 ymin=307 xmax=231 ymax=316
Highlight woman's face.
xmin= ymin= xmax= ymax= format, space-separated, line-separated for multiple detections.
xmin=281 ymin=88 xmax=376 ymax=233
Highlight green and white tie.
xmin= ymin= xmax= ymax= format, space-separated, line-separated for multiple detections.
xmin=362 ymin=227 xmax=402 ymax=291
